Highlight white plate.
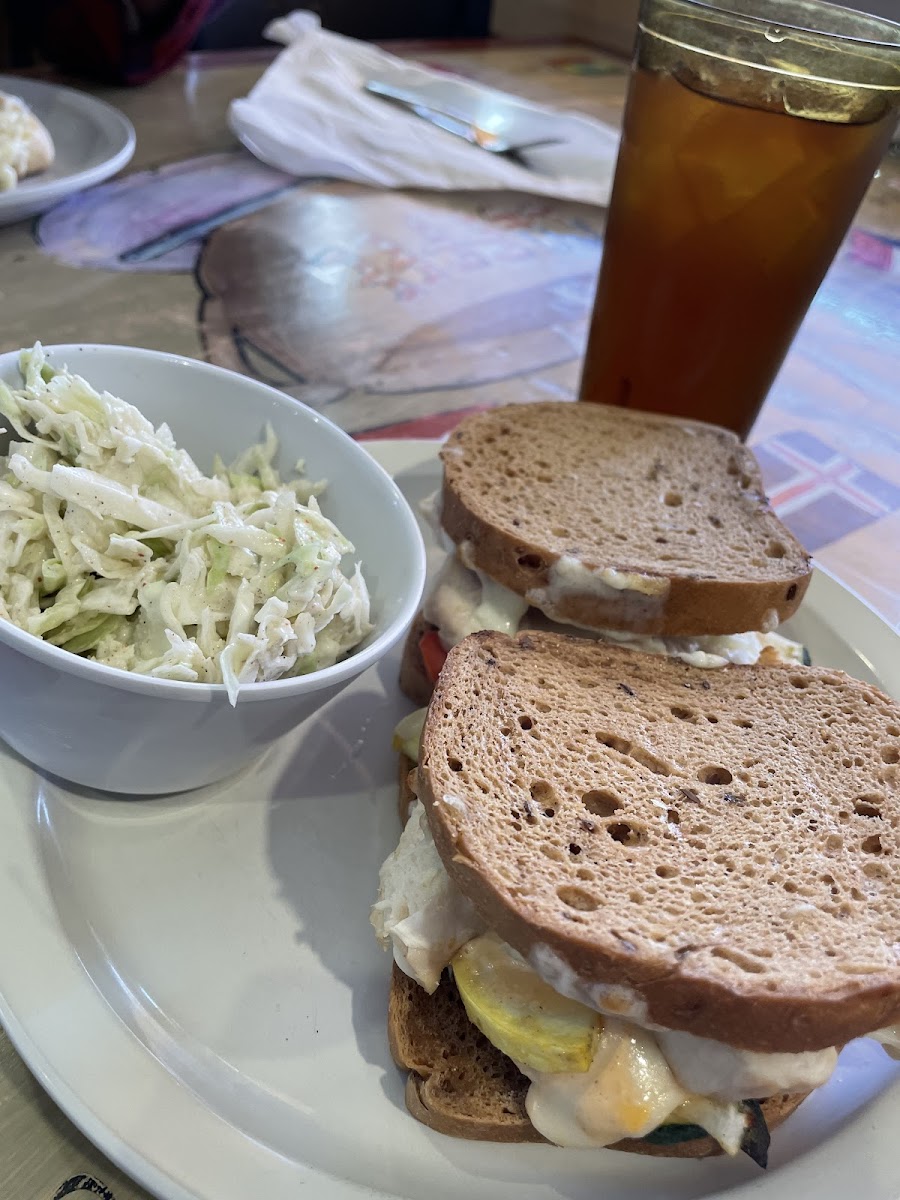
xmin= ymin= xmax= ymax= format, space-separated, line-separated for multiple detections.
xmin=1 ymin=438 xmax=899 ymax=1200
xmin=0 ymin=75 xmax=135 ymax=226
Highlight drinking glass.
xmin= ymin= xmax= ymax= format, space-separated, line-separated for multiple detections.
xmin=578 ymin=0 xmax=900 ymax=438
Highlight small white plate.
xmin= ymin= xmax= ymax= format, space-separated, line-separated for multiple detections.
xmin=1 ymin=438 xmax=899 ymax=1200
xmin=0 ymin=75 xmax=135 ymax=226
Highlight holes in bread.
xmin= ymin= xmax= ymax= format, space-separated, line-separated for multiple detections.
xmin=708 ymin=514 xmax=723 ymax=529
xmin=541 ymin=843 xmax=565 ymax=863
xmin=786 ymin=584 xmax=798 ymax=601
xmin=789 ymin=674 xmax=812 ymax=689
xmin=576 ymin=867 xmax=595 ymax=882
xmin=517 ymin=553 xmax=544 ymax=570
xmin=582 ymin=789 xmax=622 ymax=818
xmin=864 ymin=860 xmax=888 ymax=879
xmin=606 ymin=821 xmax=646 ymax=846
xmin=670 ymin=705 xmax=696 ymax=722
xmin=596 ymin=733 xmax=673 ymax=776
xmin=518 ymin=714 xmax=534 ymax=730
xmin=666 ymin=808 xmax=681 ymax=825
xmin=448 ymin=756 xmax=463 ymax=772
xmin=655 ymin=864 xmax=678 ymax=879
xmin=854 ymin=796 xmax=883 ymax=819
xmin=557 ymin=885 xmax=600 ymax=912
xmin=766 ymin=540 xmax=786 ymax=559
xmin=881 ymin=746 xmax=900 ymax=764
xmin=551 ymin=526 xmax=569 ymax=539
xmin=568 ymin=843 xmax=582 ymax=856
xmin=711 ymin=946 xmax=766 ymax=974
xmin=862 ymin=834 xmax=884 ymax=855
xmin=698 ymin=766 xmax=733 ymax=786
xmin=663 ymin=491 xmax=683 ymax=507
xmin=530 ymin=781 xmax=556 ymax=809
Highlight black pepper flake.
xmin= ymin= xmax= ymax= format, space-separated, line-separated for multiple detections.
xmin=579 ymin=818 xmax=596 ymax=833
xmin=724 ymin=793 xmax=746 ymax=806
xmin=617 ymin=682 xmax=636 ymax=697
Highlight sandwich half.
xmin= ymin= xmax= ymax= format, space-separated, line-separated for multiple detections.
xmin=374 ymin=632 xmax=900 ymax=1166
xmin=402 ymin=402 xmax=812 ymax=706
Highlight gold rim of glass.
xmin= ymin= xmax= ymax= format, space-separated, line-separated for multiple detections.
xmin=663 ymin=0 xmax=900 ymax=50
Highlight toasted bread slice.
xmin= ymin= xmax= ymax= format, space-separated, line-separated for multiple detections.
xmin=419 ymin=631 xmax=900 ymax=1053
xmin=439 ymin=403 xmax=810 ymax=637
xmin=389 ymin=965 xmax=809 ymax=1153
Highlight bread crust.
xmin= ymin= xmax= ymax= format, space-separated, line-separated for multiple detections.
xmin=419 ymin=630 xmax=900 ymax=1053
xmin=389 ymin=965 xmax=809 ymax=1154
xmin=439 ymin=403 xmax=811 ymax=638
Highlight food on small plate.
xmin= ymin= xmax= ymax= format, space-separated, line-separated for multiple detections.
xmin=0 ymin=91 xmax=54 ymax=192
xmin=0 ymin=344 xmax=371 ymax=703
xmin=373 ymin=631 xmax=900 ymax=1165
xmin=400 ymin=401 xmax=812 ymax=706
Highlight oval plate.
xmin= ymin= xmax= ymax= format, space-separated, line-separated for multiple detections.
xmin=0 ymin=439 xmax=898 ymax=1200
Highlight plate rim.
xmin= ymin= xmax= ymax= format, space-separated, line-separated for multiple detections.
xmin=1 ymin=435 xmax=899 ymax=1200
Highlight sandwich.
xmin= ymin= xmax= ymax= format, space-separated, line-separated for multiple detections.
xmin=400 ymin=401 xmax=813 ymax=709
xmin=373 ymin=631 xmax=900 ymax=1165
xmin=0 ymin=92 xmax=54 ymax=193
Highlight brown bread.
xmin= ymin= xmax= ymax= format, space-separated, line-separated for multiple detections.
xmin=389 ymin=966 xmax=808 ymax=1153
xmin=439 ymin=402 xmax=811 ymax=637
xmin=419 ymin=631 xmax=900 ymax=1053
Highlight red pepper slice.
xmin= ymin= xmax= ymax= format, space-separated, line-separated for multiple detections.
xmin=419 ymin=630 xmax=448 ymax=683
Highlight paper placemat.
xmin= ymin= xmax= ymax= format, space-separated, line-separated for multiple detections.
xmin=0 ymin=1029 xmax=151 ymax=1200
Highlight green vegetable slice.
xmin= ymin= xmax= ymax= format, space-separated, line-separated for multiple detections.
xmin=642 ymin=1099 xmax=771 ymax=1169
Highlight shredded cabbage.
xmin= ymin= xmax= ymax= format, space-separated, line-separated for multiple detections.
xmin=0 ymin=344 xmax=372 ymax=704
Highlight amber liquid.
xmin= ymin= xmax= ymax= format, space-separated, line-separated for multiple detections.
xmin=579 ymin=66 xmax=896 ymax=438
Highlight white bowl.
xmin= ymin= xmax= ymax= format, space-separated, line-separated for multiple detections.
xmin=0 ymin=345 xmax=426 ymax=795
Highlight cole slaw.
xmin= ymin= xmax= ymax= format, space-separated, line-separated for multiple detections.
xmin=0 ymin=345 xmax=372 ymax=704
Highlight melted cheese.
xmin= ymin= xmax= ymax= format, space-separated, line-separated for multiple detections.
xmin=420 ymin=558 xmax=804 ymax=666
xmin=523 ymin=1018 xmax=686 ymax=1147
xmin=370 ymin=802 xmax=484 ymax=992
xmin=657 ymin=1028 xmax=837 ymax=1102
xmin=423 ymin=555 xmax=527 ymax=648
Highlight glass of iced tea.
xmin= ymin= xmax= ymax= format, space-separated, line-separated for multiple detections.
xmin=579 ymin=0 xmax=900 ymax=438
